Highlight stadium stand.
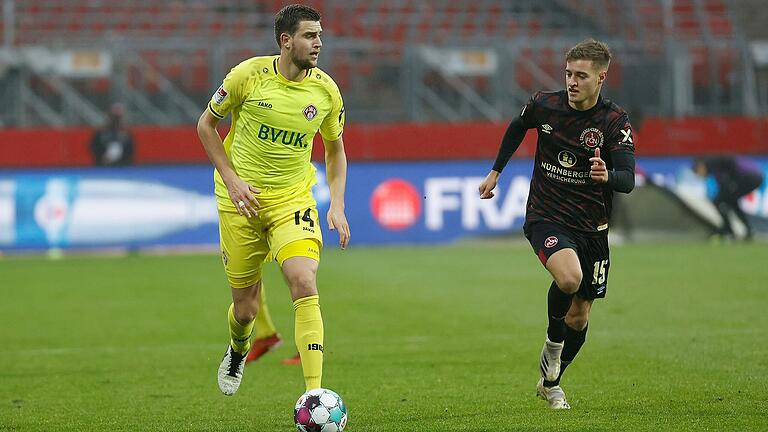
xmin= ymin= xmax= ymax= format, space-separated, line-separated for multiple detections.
xmin=0 ymin=0 xmax=763 ymax=134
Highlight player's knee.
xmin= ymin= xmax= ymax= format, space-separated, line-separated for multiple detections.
xmin=286 ymin=271 xmax=317 ymax=298
xmin=234 ymin=298 xmax=260 ymax=323
xmin=565 ymin=314 xmax=588 ymax=331
xmin=555 ymin=271 xmax=582 ymax=294
xmin=233 ymin=305 xmax=257 ymax=324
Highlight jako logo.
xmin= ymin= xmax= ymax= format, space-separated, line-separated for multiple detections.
xmin=258 ymin=101 xmax=272 ymax=109
xmin=370 ymin=179 xmax=422 ymax=230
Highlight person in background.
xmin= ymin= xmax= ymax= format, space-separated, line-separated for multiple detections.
xmin=693 ymin=156 xmax=764 ymax=241
xmin=90 ymin=103 xmax=135 ymax=166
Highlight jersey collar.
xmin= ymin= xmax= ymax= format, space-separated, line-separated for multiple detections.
xmin=565 ymin=92 xmax=603 ymax=116
xmin=273 ymin=57 xmax=313 ymax=86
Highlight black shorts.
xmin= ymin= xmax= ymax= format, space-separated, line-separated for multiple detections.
xmin=524 ymin=221 xmax=610 ymax=300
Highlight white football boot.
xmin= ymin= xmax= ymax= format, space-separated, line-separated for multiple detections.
xmin=218 ymin=346 xmax=248 ymax=396
xmin=539 ymin=338 xmax=564 ymax=381
xmin=537 ymin=378 xmax=571 ymax=409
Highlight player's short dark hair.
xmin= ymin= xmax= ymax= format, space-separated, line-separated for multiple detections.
xmin=566 ymin=39 xmax=612 ymax=70
xmin=274 ymin=4 xmax=322 ymax=47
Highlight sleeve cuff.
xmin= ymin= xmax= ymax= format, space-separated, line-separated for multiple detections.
xmin=208 ymin=103 xmax=225 ymax=119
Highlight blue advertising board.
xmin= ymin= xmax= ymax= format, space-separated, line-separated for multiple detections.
xmin=1 ymin=157 xmax=766 ymax=251
xmin=0 ymin=166 xmax=218 ymax=251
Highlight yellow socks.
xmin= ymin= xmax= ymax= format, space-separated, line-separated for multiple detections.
xmin=228 ymin=303 xmax=255 ymax=355
xmin=253 ymin=284 xmax=278 ymax=339
xmin=294 ymin=295 xmax=324 ymax=390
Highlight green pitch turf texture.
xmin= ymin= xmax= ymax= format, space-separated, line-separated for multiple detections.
xmin=1 ymin=242 xmax=766 ymax=431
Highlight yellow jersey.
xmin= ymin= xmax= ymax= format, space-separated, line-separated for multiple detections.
xmin=208 ymin=55 xmax=345 ymax=210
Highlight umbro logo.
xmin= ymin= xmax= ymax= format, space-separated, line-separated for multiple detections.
xmin=541 ymin=124 xmax=553 ymax=134
xmin=258 ymin=101 xmax=273 ymax=109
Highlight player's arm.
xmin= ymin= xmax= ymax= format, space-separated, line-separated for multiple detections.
xmin=323 ymin=136 xmax=350 ymax=250
xmin=479 ymin=97 xmax=536 ymax=199
xmin=590 ymin=147 xmax=635 ymax=193
xmin=606 ymin=151 xmax=635 ymax=193
xmin=196 ymin=109 xmax=260 ymax=216
xmin=590 ymin=116 xmax=635 ymax=193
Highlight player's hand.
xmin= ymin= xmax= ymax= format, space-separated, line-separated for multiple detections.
xmin=225 ymin=175 xmax=261 ymax=217
xmin=327 ymin=204 xmax=350 ymax=250
xmin=590 ymin=147 xmax=608 ymax=183
xmin=478 ymin=171 xmax=499 ymax=199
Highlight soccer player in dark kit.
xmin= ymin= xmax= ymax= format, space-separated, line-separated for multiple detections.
xmin=478 ymin=39 xmax=635 ymax=409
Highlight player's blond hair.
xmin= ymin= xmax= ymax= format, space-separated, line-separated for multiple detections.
xmin=566 ymin=39 xmax=612 ymax=70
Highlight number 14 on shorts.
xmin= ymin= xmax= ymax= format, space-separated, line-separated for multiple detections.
xmin=294 ymin=208 xmax=315 ymax=227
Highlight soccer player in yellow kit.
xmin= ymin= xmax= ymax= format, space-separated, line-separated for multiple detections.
xmin=196 ymin=4 xmax=350 ymax=396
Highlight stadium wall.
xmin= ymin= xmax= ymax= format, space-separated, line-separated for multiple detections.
xmin=1 ymin=117 xmax=768 ymax=167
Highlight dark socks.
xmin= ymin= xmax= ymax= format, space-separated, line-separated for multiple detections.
xmin=544 ymin=323 xmax=588 ymax=387
xmin=546 ymin=282 xmax=575 ymax=343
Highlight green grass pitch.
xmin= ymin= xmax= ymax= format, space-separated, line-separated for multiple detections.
xmin=1 ymin=241 xmax=767 ymax=431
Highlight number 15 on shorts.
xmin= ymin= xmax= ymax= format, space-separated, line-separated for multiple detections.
xmin=592 ymin=259 xmax=608 ymax=285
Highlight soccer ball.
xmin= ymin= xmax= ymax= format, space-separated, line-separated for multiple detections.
xmin=294 ymin=388 xmax=348 ymax=432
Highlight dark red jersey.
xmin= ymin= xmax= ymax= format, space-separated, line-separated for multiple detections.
xmin=519 ymin=90 xmax=635 ymax=235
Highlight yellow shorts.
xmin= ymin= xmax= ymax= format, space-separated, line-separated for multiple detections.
xmin=218 ymin=189 xmax=323 ymax=289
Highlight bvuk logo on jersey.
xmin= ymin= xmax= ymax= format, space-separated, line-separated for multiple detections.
xmin=303 ymin=104 xmax=318 ymax=121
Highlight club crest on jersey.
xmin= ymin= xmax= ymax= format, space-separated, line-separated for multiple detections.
xmin=213 ymin=85 xmax=228 ymax=104
xmin=544 ymin=236 xmax=559 ymax=248
xmin=303 ymin=104 xmax=318 ymax=121
xmin=580 ymin=127 xmax=604 ymax=149
xmin=558 ymin=150 xmax=577 ymax=168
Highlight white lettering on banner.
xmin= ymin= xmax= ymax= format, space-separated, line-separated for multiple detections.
xmin=425 ymin=176 xmax=529 ymax=231
xmin=425 ymin=178 xmax=463 ymax=230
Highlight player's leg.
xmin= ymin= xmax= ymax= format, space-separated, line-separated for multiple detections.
xmin=229 ymin=282 xmax=261 ymax=353
xmin=542 ymin=247 xmax=583 ymax=381
xmin=713 ymin=186 xmax=739 ymax=237
xmin=545 ymin=248 xmax=583 ymax=342
xmin=537 ymin=289 xmax=592 ymax=409
xmin=549 ymin=297 xmax=592 ymax=387
xmin=540 ymin=234 xmax=608 ymax=408
xmin=219 ymin=281 xmax=261 ymax=396
xmin=246 ymin=283 xmax=284 ymax=364
xmin=279 ymin=241 xmax=324 ymax=391
xmin=730 ymin=200 xmax=752 ymax=239
xmin=733 ymin=180 xmax=760 ymax=240
xmin=525 ymin=223 xmax=582 ymax=385
xmin=535 ymin=248 xmax=582 ymax=409
xmin=217 ymin=210 xmax=268 ymax=395
xmin=266 ymin=193 xmax=325 ymax=391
